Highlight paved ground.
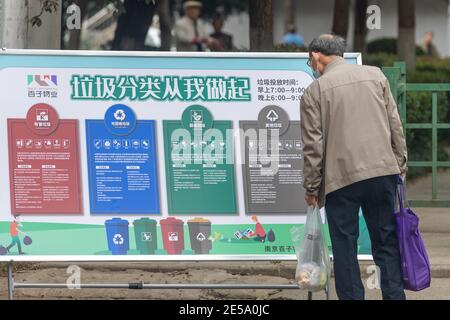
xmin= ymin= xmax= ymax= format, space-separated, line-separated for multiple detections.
xmin=0 ymin=260 xmax=449 ymax=300
xmin=407 ymin=169 xmax=450 ymax=200
xmin=0 ymin=207 xmax=448 ymax=300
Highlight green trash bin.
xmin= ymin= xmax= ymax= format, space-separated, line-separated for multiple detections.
xmin=133 ymin=218 xmax=158 ymax=254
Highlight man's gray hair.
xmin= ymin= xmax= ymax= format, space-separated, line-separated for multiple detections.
xmin=308 ymin=34 xmax=346 ymax=57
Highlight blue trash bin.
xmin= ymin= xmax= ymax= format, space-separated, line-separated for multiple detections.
xmin=104 ymin=218 xmax=130 ymax=255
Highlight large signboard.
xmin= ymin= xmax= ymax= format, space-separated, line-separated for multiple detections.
xmin=0 ymin=50 xmax=369 ymax=261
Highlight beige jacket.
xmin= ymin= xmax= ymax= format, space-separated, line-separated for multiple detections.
xmin=300 ymin=57 xmax=407 ymax=206
xmin=173 ymin=16 xmax=208 ymax=52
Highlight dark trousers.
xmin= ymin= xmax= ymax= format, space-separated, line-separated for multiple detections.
xmin=325 ymin=174 xmax=406 ymax=300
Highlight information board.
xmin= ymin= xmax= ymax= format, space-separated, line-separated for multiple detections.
xmin=0 ymin=50 xmax=371 ymax=261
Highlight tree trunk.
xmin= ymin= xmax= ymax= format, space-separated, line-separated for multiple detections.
xmin=27 ymin=0 xmax=62 ymax=49
xmin=65 ymin=0 xmax=88 ymax=50
xmin=158 ymin=0 xmax=172 ymax=51
xmin=332 ymin=0 xmax=350 ymax=38
xmin=1 ymin=0 xmax=29 ymax=49
xmin=112 ymin=0 xmax=157 ymax=51
xmin=249 ymin=0 xmax=273 ymax=51
xmin=353 ymin=0 xmax=368 ymax=52
xmin=283 ymin=0 xmax=295 ymax=32
xmin=1 ymin=0 xmax=62 ymax=49
xmin=398 ymin=0 xmax=416 ymax=70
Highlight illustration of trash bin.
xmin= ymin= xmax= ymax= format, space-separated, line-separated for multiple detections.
xmin=104 ymin=218 xmax=129 ymax=255
xmin=187 ymin=218 xmax=212 ymax=254
xmin=133 ymin=218 xmax=158 ymax=254
xmin=160 ymin=217 xmax=184 ymax=254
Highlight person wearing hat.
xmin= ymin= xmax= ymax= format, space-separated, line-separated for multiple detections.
xmin=174 ymin=1 xmax=213 ymax=51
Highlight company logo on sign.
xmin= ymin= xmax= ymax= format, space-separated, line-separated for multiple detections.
xmin=27 ymin=74 xmax=58 ymax=98
xmin=28 ymin=75 xmax=58 ymax=87
xmin=168 ymin=232 xmax=179 ymax=242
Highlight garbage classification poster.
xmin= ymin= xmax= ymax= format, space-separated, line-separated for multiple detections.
xmin=0 ymin=50 xmax=370 ymax=261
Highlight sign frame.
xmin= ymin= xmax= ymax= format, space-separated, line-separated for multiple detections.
xmin=0 ymin=49 xmax=366 ymax=262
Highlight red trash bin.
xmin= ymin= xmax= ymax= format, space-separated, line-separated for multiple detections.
xmin=160 ymin=217 xmax=185 ymax=254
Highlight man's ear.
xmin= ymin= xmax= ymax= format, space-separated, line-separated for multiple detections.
xmin=311 ymin=52 xmax=321 ymax=61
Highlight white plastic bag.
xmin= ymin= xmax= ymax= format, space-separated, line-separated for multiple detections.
xmin=291 ymin=205 xmax=330 ymax=292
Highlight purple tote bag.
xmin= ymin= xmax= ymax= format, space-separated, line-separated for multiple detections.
xmin=395 ymin=181 xmax=431 ymax=291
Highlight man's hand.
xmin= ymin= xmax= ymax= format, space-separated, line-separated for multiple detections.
xmin=400 ymin=170 xmax=406 ymax=179
xmin=399 ymin=168 xmax=406 ymax=183
xmin=305 ymin=195 xmax=318 ymax=207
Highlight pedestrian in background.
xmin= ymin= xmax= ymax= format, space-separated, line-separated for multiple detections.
xmin=174 ymin=1 xmax=213 ymax=51
xmin=282 ymin=24 xmax=305 ymax=48
xmin=421 ymin=31 xmax=440 ymax=58
xmin=209 ymin=15 xmax=234 ymax=51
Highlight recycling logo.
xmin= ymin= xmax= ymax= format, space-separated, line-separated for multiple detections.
xmin=196 ymin=232 xmax=206 ymax=242
xmin=113 ymin=233 xmax=124 ymax=245
xmin=266 ymin=110 xmax=279 ymax=122
xmin=114 ymin=109 xmax=126 ymax=121
xmin=105 ymin=104 xmax=136 ymax=136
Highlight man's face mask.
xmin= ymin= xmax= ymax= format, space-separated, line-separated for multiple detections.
xmin=312 ymin=69 xmax=322 ymax=79
xmin=308 ymin=55 xmax=322 ymax=79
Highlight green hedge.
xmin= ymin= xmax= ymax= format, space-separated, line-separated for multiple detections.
xmin=363 ymin=54 xmax=450 ymax=83
xmin=367 ymin=37 xmax=426 ymax=56
xmin=364 ymin=54 xmax=450 ymax=178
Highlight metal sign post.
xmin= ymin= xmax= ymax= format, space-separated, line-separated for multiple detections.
xmin=5 ymin=259 xmax=332 ymax=300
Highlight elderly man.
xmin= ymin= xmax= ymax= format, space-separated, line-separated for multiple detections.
xmin=300 ymin=34 xmax=407 ymax=300
xmin=174 ymin=1 xmax=212 ymax=51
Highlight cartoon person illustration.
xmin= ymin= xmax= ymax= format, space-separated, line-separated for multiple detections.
xmin=6 ymin=215 xmax=25 ymax=255
xmin=249 ymin=215 xmax=266 ymax=242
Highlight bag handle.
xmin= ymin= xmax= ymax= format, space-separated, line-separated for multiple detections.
xmin=397 ymin=175 xmax=410 ymax=210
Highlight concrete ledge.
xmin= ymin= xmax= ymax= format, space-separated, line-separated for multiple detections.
xmin=412 ymin=208 xmax=450 ymax=234
xmin=34 ymin=259 xmax=450 ymax=279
